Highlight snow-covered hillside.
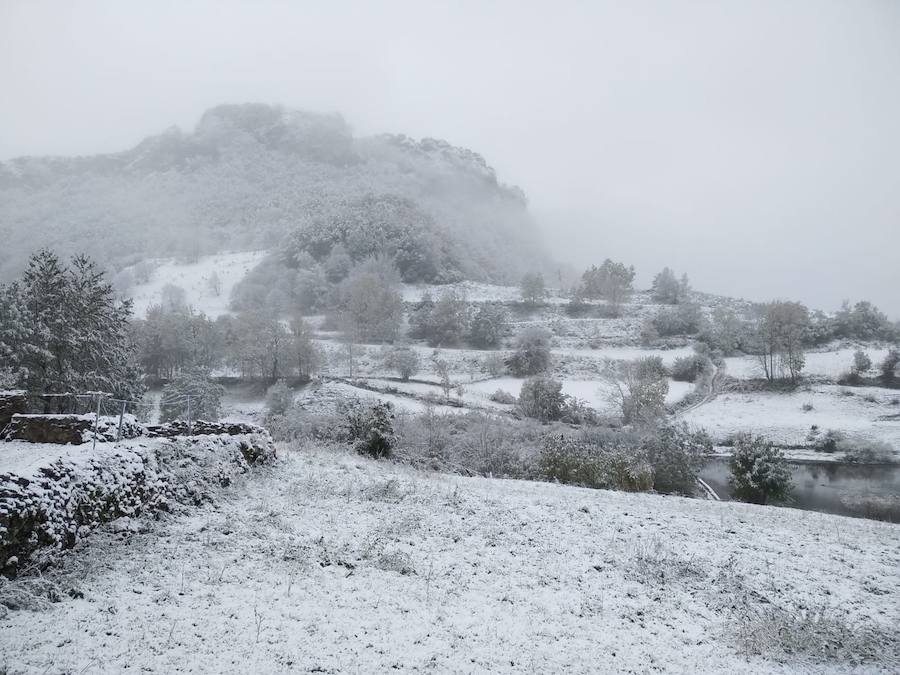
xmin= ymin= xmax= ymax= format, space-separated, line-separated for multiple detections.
xmin=2 ymin=445 xmax=898 ymax=673
xmin=125 ymin=250 xmax=267 ymax=318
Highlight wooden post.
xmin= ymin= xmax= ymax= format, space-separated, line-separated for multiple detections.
xmin=116 ymin=399 xmax=127 ymax=443
xmin=187 ymin=395 xmax=192 ymax=435
xmin=92 ymin=393 xmax=101 ymax=451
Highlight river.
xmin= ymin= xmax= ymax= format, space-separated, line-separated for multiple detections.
xmin=700 ymin=457 xmax=900 ymax=522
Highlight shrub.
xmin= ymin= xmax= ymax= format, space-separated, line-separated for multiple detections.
xmin=651 ymin=303 xmax=704 ymax=337
xmin=538 ymin=435 xmax=652 ymax=492
xmin=651 ymin=267 xmax=690 ymax=304
xmin=812 ymin=429 xmax=895 ymax=463
xmin=482 ymin=353 xmax=507 ymax=377
xmin=520 ymin=272 xmax=547 ymax=306
xmin=383 ymin=346 xmax=420 ymax=381
xmin=728 ymin=434 xmax=792 ymax=504
xmin=265 ymin=380 xmax=294 ymax=416
xmin=489 ymin=389 xmax=517 ymax=404
xmin=844 ymin=439 xmax=895 ymax=464
xmin=539 ymin=424 xmax=708 ymax=494
xmin=801 ymin=402 xmax=814 ymax=412
xmin=852 ymin=349 xmax=872 ymax=376
xmin=670 ymin=354 xmax=709 ymax=382
xmin=345 ymin=401 xmax=396 ymax=459
xmin=409 ymin=289 xmax=469 ymax=346
xmin=518 ymin=377 xmax=566 ymax=422
xmin=506 ymin=327 xmax=552 ymax=376
xmin=560 ymin=397 xmax=599 ymax=426
xmin=159 ymin=369 xmax=225 ymax=423
xmin=880 ymin=349 xmax=900 ymax=384
xmin=602 ymin=356 xmax=669 ymax=426
xmin=467 ymin=303 xmax=510 ymax=349
xmin=639 ymin=424 xmax=711 ymax=495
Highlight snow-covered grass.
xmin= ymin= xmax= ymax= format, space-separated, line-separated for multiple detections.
xmin=126 ymin=250 xmax=267 ymax=318
xmin=400 ymin=280 xmax=568 ymax=304
xmin=3 ymin=445 xmax=898 ymax=673
xmin=682 ymin=385 xmax=900 ymax=454
xmin=723 ymin=346 xmax=894 ymax=381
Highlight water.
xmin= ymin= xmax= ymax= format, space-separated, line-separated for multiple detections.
xmin=700 ymin=457 xmax=900 ymax=522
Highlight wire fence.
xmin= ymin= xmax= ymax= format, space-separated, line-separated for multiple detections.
xmin=16 ymin=391 xmax=200 ymax=448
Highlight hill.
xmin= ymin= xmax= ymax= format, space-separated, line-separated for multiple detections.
xmin=0 ymin=103 xmax=549 ymax=285
xmin=2 ymin=444 xmax=897 ymax=673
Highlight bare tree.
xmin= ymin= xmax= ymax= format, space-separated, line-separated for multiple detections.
xmin=602 ymin=357 xmax=669 ymax=426
xmin=752 ymin=301 xmax=808 ymax=383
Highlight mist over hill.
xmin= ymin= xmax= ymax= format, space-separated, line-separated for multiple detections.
xmin=0 ymin=103 xmax=549 ymax=284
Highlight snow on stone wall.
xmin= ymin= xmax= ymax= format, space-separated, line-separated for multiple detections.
xmin=0 ymin=432 xmax=276 ymax=575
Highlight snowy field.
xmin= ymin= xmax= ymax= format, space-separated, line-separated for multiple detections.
xmin=682 ymin=385 xmax=900 ymax=452
xmin=126 ymin=250 xmax=267 ymax=318
xmin=3 ymin=445 xmax=898 ymax=673
xmin=723 ymin=346 xmax=894 ymax=381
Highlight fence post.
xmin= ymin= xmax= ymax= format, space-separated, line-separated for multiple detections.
xmin=116 ymin=399 xmax=127 ymax=443
xmin=91 ymin=393 xmax=101 ymax=451
xmin=187 ymin=395 xmax=192 ymax=435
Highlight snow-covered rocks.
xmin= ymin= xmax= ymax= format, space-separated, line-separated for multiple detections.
xmin=0 ymin=432 xmax=276 ymax=574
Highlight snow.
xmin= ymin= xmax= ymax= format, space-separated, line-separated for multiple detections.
xmin=723 ymin=347 xmax=894 ymax=381
xmin=400 ymin=281 xmax=568 ymax=304
xmin=126 ymin=250 xmax=267 ymax=318
xmin=682 ymin=384 xmax=900 ymax=453
xmin=3 ymin=445 xmax=898 ymax=673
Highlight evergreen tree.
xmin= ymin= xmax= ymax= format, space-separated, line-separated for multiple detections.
xmin=0 ymin=249 xmax=143 ymax=400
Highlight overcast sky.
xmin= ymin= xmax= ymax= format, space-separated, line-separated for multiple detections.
xmin=2 ymin=0 xmax=898 ymax=317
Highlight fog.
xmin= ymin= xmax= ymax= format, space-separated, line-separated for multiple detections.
xmin=2 ymin=0 xmax=898 ymax=317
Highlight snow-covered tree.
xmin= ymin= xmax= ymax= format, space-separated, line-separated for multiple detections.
xmin=728 ymin=434 xmax=792 ymax=505
xmin=0 ymin=249 xmax=143 ymax=400
xmin=159 ymin=369 xmax=224 ymax=423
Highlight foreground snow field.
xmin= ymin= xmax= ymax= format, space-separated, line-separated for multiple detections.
xmin=3 ymin=446 xmax=898 ymax=674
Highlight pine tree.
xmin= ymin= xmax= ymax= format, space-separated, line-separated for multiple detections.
xmin=0 ymin=249 xmax=144 ymax=400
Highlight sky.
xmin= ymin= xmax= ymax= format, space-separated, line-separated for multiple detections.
xmin=2 ymin=0 xmax=899 ymax=317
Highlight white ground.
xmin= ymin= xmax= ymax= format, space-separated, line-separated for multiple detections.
xmin=126 ymin=250 xmax=267 ymax=318
xmin=682 ymin=384 xmax=900 ymax=451
xmin=3 ymin=445 xmax=898 ymax=673
xmin=723 ymin=346 xmax=894 ymax=381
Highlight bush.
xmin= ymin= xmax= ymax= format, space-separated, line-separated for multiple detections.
xmin=560 ymin=397 xmax=599 ymax=426
xmin=539 ymin=424 xmax=709 ymax=494
xmin=639 ymin=424 xmax=711 ymax=495
xmin=489 ymin=389 xmax=517 ymax=404
xmin=880 ymin=349 xmax=900 ymax=384
xmin=345 ymin=401 xmax=396 ymax=459
xmin=651 ymin=303 xmax=704 ymax=337
xmin=468 ymin=303 xmax=509 ymax=349
xmin=538 ymin=435 xmax=652 ymax=492
xmin=852 ymin=349 xmax=872 ymax=376
xmin=670 ymin=354 xmax=708 ymax=382
xmin=812 ymin=429 xmax=895 ymax=463
xmin=603 ymin=356 xmax=669 ymax=426
xmin=408 ymin=289 xmax=469 ymax=346
xmin=520 ymin=272 xmax=547 ymax=306
xmin=482 ymin=353 xmax=507 ymax=377
xmin=506 ymin=327 xmax=552 ymax=376
xmin=265 ymin=380 xmax=294 ymax=416
xmin=383 ymin=346 xmax=420 ymax=381
xmin=159 ymin=369 xmax=225 ymax=423
xmin=728 ymin=434 xmax=792 ymax=504
xmin=518 ymin=377 xmax=566 ymax=422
